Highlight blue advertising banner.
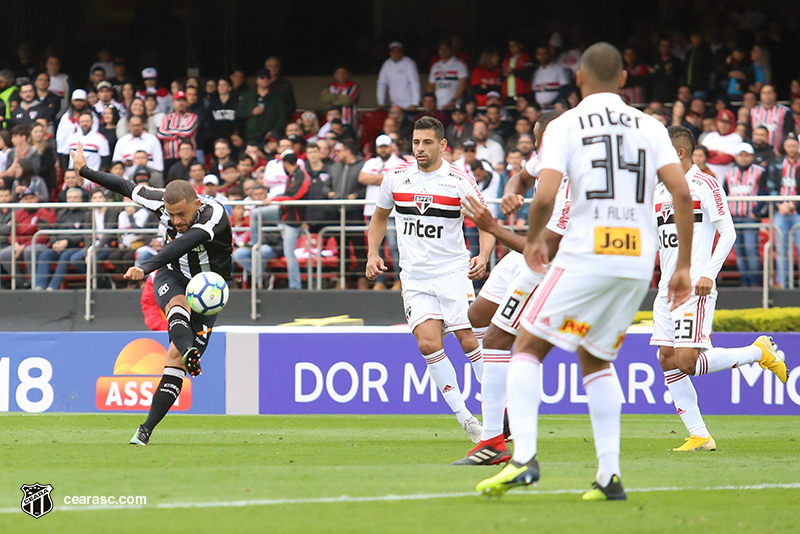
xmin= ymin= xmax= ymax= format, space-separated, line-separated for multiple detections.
xmin=258 ymin=330 xmax=800 ymax=416
xmin=0 ymin=332 xmax=225 ymax=414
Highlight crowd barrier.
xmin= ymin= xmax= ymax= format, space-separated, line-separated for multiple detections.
xmin=1 ymin=327 xmax=798 ymax=416
xmin=1 ymin=194 xmax=798 ymax=322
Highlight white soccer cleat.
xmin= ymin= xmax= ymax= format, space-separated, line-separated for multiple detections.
xmin=461 ymin=416 xmax=483 ymax=444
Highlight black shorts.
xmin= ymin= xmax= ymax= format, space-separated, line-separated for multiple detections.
xmin=153 ymin=268 xmax=217 ymax=356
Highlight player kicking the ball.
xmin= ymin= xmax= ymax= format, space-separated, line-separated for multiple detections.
xmin=476 ymin=43 xmax=696 ymax=501
xmin=453 ymin=110 xmax=570 ymax=465
xmin=366 ymin=117 xmax=495 ymax=444
xmin=653 ymin=126 xmax=787 ymax=452
xmin=72 ymin=142 xmax=232 ymax=446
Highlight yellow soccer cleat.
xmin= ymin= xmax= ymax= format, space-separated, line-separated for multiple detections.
xmin=672 ymin=434 xmax=717 ymax=451
xmin=582 ymin=475 xmax=627 ymax=501
xmin=753 ymin=336 xmax=787 ymax=383
xmin=475 ymin=456 xmax=540 ymax=499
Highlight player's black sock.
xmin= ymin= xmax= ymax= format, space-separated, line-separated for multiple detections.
xmin=167 ymin=306 xmax=194 ymax=354
xmin=143 ymin=367 xmax=185 ymax=431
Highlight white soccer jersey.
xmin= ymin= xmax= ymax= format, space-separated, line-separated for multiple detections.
xmin=376 ymin=160 xmax=486 ymax=279
xmin=67 ymin=130 xmax=110 ymax=171
xmin=537 ymin=92 xmax=681 ymax=281
xmin=525 ymin=153 xmax=572 ymax=238
xmin=428 ymin=57 xmax=468 ymax=109
xmin=655 ymin=164 xmax=732 ymax=297
xmin=362 ymin=153 xmax=405 ymax=217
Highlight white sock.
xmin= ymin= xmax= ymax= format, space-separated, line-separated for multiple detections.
xmin=473 ymin=326 xmax=488 ymax=349
xmin=584 ymin=368 xmax=623 ymax=487
xmin=507 ymin=352 xmax=541 ymax=464
xmin=465 ymin=347 xmax=484 ymax=384
xmin=694 ymin=345 xmax=761 ymax=376
xmin=664 ymin=368 xmax=710 ymax=438
xmin=481 ymin=349 xmax=510 ymax=441
xmin=423 ymin=350 xmax=470 ymax=421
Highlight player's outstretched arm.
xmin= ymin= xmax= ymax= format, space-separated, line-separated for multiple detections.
xmin=658 ymin=162 xmax=694 ymax=309
xmin=366 ymin=206 xmax=391 ymax=280
xmin=133 ymin=228 xmax=210 ymax=278
xmin=72 ymin=142 xmax=137 ymax=199
xmin=462 ymin=195 xmax=526 ymax=253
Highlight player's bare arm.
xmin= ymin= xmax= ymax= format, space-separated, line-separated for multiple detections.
xmin=522 ymin=168 xmax=560 ymax=272
xmin=501 ymin=168 xmax=535 ymax=216
xmin=469 ymin=229 xmax=495 ymax=281
xmin=657 ymin=163 xmax=694 ymax=309
xmin=366 ymin=206 xmax=391 ymax=280
xmin=462 ymin=195 xmax=526 ymax=253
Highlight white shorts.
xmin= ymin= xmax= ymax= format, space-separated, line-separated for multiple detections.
xmin=479 ymin=252 xmax=522 ymax=305
xmin=491 ymin=264 xmax=545 ymax=335
xmin=519 ymin=267 xmax=650 ymax=361
xmin=650 ymin=293 xmax=716 ymax=350
xmin=402 ymin=270 xmax=476 ymax=334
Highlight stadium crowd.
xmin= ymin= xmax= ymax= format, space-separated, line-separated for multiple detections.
xmin=0 ymin=13 xmax=799 ymax=290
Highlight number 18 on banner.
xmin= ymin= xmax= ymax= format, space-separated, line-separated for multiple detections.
xmin=0 ymin=357 xmax=54 ymax=412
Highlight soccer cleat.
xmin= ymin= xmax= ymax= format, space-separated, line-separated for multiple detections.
xmin=672 ymin=434 xmax=717 ymax=451
xmin=582 ymin=475 xmax=627 ymax=501
xmin=452 ymin=439 xmax=512 ymax=466
xmin=461 ymin=416 xmax=483 ymax=444
xmin=129 ymin=425 xmax=151 ymax=446
xmin=182 ymin=347 xmax=202 ymax=377
xmin=475 ymin=456 xmax=540 ymax=498
xmin=753 ymin=336 xmax=787 ymax=383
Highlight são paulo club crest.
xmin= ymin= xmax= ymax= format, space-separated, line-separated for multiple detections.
xmin=20 ymin=483 xmax=54 ymax=518
xmin=657 ymin=201 xmax=674 ymax=226
xmin=414 ymin=194 xmax=433 ymax=214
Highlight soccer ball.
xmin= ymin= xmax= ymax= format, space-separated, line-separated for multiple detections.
xmin=186 ymin=272 xmax=229 ymax=315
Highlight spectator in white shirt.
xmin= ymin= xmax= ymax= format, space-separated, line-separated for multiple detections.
xmin=376 ymin=42 xmax=420 ymax=112
xmin=531 ymin=45 xmax=570 ymax=107
xmin=472 ymin=119 xmax=505 ymax=168
xmin=427 ymin=41 xmax=468 ymax=110
xmin=112 ymin=115 xmax=164 ymax=180
xmin=66 ymin=112 xmax=110 ymax=171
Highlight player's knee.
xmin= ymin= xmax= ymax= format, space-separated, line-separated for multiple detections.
xmin=167 ymin=294 xmax=190 ymax=311
xmin=468 ymin=304 xmax=488 ymax=329
xmin=417 ymin=338 xmax=443 ymax=356
xmin=675 ymin=351 xmax=698 ymax=375
xmin=658 ymin=347 xmax=676 ymax=371
xmin=483 ymin=326 xmax=514 ymax=351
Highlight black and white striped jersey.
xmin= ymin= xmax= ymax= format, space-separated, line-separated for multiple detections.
xmin=132 ymin=185 xmax=233 ymax=281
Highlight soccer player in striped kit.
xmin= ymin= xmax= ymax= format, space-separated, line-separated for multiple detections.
xmin=72 ymin=141 xmax=231 ymax=446
xmin=653 ymin=126 xmax=787 ymax=452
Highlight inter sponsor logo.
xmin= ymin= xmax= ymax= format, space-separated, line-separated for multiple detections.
xmin=658 ymin=229 xmax=678 ymax=249
xmin=402 ymin=219 xmax=444 ymax=239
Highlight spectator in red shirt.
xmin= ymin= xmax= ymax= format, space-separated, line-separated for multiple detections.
xmin=472 ymin=49 xmax=502 ymax=107
xmin=141 ymin=271 xmax=168 ymax=330
xmin=0 ymin=187 xmax=55 ymax=288
xmin=157 ymin=90 xmax=198 ymax=175
xmin=501 ymin=40 xmax=533 ymax=104
xmin=321 ymin=66 xmax=360 ymax=128
xmin=620 ymin=47 xmax=648 ymax=104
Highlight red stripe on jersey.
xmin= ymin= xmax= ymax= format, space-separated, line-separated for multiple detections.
xmin=695 ymin=171 xmax=720 ymax=190
xmin=392 ymin=192 xmax=461 ymax=206
xmin=450 ymin=166 xmax=477 ymax=186
xmin=655 ymin=200 xmax=701 ymax=211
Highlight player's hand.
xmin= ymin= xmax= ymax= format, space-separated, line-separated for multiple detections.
xmin=695 ymin=276 xmax=714 ymax=296
xmin=461 ymin=195 xmax=494 ymax=231
xmin=365 ymin=256 xmax=387 ymax=281
xmin=252 ymin=106 xmax=264 ymax=116
xmin=70 ymin=141 xmax=87 ymax=174
xmin=522 ymin=236 xmax=548 ymax=274
xmin=501 ymin=192 xmax=525 ymax=217
xmin=668 ymin=267 xmax=692 ymax=311
xmin=468 ymin=255 xmax=488 ymax=280
xmin=124 ymin=266 xmax=145 ymax=281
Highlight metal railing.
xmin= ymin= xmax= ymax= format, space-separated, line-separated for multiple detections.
xmin=1 ymin=195 xmax=799 ymax=321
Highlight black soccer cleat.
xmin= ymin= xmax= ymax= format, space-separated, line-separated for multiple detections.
xmin=582 ymin=475 xmax=627 ymax=501
xmin=130 ymin=425 xmax=151 ymax=446
xmin=182 ymin=347 xmax=202 ymax=377
xmin=452 ymin=440 xmax=512 ymax=466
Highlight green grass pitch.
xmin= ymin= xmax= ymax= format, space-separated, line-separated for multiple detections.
xmin=1 ymin=414 xmax=798 ymax=533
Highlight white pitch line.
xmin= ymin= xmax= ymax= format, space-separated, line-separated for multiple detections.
xmin=1 ymin=482 xmax=799 ymax=514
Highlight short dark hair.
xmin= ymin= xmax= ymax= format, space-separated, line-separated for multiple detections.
xmin=10 ymin=125 xmax=29 ymax=137
xmin=238 ymin=154 xmax=254 ymax=164
xmin=414 ymin=116 xmax=445 ymax=141
xmin=79 ymin=111 xmax=94 ymax=121
xmin=667 ymin=124 xmax=696 ymax=154
xmin=486 ymin=104 xmax=501 ymax=112
xmin=580 ymin=42 xmax=623 ymax=85
xmin=754 ymin=125 xmax=769 ymax=133
xmin=215 ymin=138 xmax=231 ymax=148
xmin=179 ymin=140 xmax=194 ymax=149
xmin=469 ymin=159 xmax=485 ymax=173
xmin=92 ymin=66 xmax=106 ymax=74
xmin=189 ymin=161 xmax=206 ymax=171
xmin=227 ymin=186 xmax=244 ymax=198
xmin=339 ymin=139 xmax=359 ymax=156
xmin=306 ymin=142 xmax=319 ymax=150
xmin=163 ymin=180 xmax=198 ymax=205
